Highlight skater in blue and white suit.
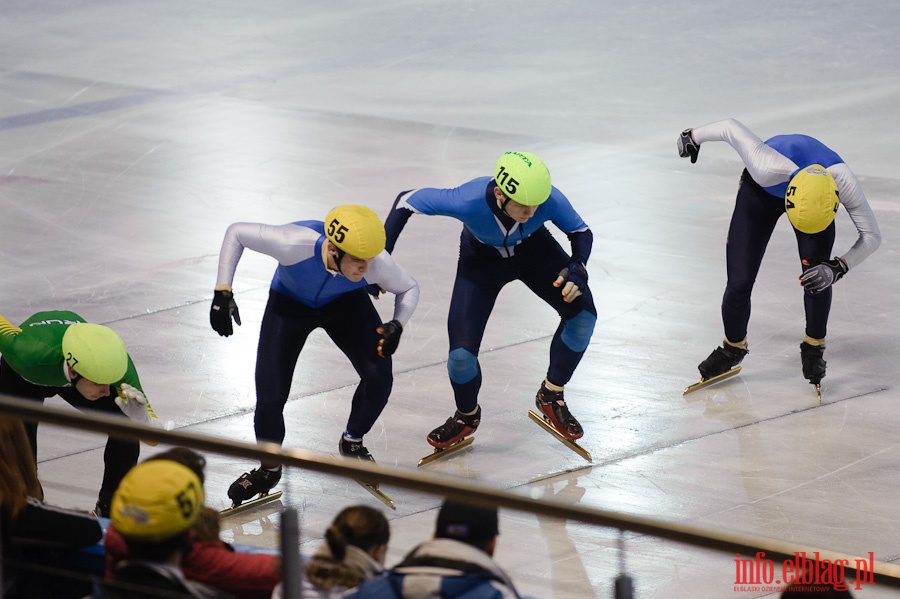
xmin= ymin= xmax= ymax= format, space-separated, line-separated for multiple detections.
xmin=678 ymin=118 xmax=880 ymax=389
xmin=384 ymin=151 xmax=597 ymax=449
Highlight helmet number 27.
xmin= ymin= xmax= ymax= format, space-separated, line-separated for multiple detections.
xmin=496 ymin=165 xmax=519 ymax=196
xmin=327 ymin=219 xmax=349 ymax=243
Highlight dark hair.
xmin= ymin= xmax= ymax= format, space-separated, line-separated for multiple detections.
xmin=435 ymin=499 xmax=499 ymax=550
xmin=144 ymin=447 xmax=207 ymax=484
xmin=324 ymin=505 xmax=390 ymax=561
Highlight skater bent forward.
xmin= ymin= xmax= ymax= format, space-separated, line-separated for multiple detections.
xmin=0 ymin=311 xmax=160 ymax=517
xmin=383 ymin=151 xmax=597 ymax=449
xmin=677 ymin=118 xmax=880 ymax=388
xmin=210 ymin=205 xmax=419 ymax=506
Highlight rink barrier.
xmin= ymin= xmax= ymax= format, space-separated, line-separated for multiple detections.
xmin=3 ymin=393 xmax=900 ymax=589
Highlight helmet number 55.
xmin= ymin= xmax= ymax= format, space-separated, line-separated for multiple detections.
xmin=496 ymin=165 xmax=519 ymax=196
xmin=327 ymin=219 xmax=349 ymax=243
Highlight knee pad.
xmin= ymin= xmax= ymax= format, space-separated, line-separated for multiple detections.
xmin=561 ymin=310 xmax=596 ymax=353
xmin=447 ymin=348 xmax=479 ymax=384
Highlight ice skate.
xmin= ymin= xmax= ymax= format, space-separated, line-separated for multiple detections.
xmin=800 ymin=341 xmax=826 ymax=402
xmin=528 ymin=382 xmax=591 ymax=462
xmin=224 ymin=467 xmax=282 ymax=513
xmin=684 ymin=343 xmax=748 ymax=394
xmin=337 ymin=436 xmax=396 ymax=510
xmin=418 ymin=406 xmax=480 ymax=466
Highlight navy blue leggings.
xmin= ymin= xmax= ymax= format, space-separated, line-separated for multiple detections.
xmin=722 ymin=171 xmax=835 ymax=342
xmin=254 ymin=289 xmax=392 ymax=444
xmin=447 ymin=227 xmax=597 ymax=413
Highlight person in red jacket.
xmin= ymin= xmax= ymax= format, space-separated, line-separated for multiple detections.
xmin=103 ymin=448 xmax=281 ymax=599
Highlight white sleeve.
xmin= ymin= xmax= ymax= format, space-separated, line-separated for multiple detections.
xmin=364 ymin=252 xmax=420 ymax=327
xmin=829 ymin=164 xmax=881 ymax=270
xmin=215 ymin=222 xmax=319 ymax=288
xmin=690 ymin=118 xmax=799 ymax=187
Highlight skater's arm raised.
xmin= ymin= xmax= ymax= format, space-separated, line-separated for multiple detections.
xmin=682 ymin=118 xmax=798 ymax=187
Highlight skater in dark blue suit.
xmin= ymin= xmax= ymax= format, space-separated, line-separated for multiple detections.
xmin=384 ymin=151 xmax=597 ymax=448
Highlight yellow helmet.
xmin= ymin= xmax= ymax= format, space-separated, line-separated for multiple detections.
xmin=324 ymin=205 xmax=386 ymax=259
xmin=61 ymin=323 xmax=128 ymax=384
xmin=111 ymin=460 xmax=204 ymax=542
xmin=784 ymin=164 xmax=840 ymax=234
xmin=494 ymin=151 xmax=552 ymax=206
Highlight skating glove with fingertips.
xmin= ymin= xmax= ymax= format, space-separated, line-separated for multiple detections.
xmin=800 ymin=257 xmax=847 ymax=293
xmin=554 ymin=262 xmax=588 ymax=303
xmin=210 ymin=289 xmax=241 ymax=336
xmin=677 ymin=128 xmax=700 ymax=163
xmin=115 ymin=383 xmax=159 ymax=426
xmin=376 ymin=320 xmax=403 ymax=358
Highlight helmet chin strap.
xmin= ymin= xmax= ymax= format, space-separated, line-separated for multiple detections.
xmin=332 ymin=247 xmax=346 ymax=274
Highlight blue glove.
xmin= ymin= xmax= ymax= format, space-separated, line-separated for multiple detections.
xmin=800 ymin=258 xmax=847 ymax=294
xmin=554 ymin=262 xmax=588 ymax=303
xmin=677 ymin=128 xmax=700 ymax=163
xmin=366 ymin=283 xmax=384 ymax=300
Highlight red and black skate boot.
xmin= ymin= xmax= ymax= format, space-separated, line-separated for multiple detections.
xmin=698 ymin=343 xmax=748 ymax=380
xmin=228 ymin=467 xmax=282 ymax=507
xmin=427 ymin=406 xmax=481 ymax=449
xmin=535 ymin=382 xmax=583 ymax=440
xmin=800 ymin=342 xmax=826 ymax=385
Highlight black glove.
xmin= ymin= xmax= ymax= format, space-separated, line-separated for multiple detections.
xmin=800 ymin=257 xmax=847 ymax=294
xmin=376 ymin=320 xmax=403 ymax=358
xmin=677 ymin=128 xmax=700 ymax=163
xmin=366 ymin=283 xmax=385 ymax=300
xmin=210 ymin=289 xmax=241 ymax=336
xmin=553 ymin=262 xmax=588 ymax=303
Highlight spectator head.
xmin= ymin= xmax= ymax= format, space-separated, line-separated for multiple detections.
xmin=324 ymin=505 xmax=390 ymax=563
xmin=111 ymin=460 xmax=204 ymax=562
xmin=144 ymin=447 xmax=207 ymax=485
xmin=0 ymin=416 xmax=44 ymax=535
xmin=435 ymin=499 xmax=499 ymax=555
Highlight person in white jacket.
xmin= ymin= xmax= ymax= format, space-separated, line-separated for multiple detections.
xmin=677 ymin=119 xmax=881 ymax=389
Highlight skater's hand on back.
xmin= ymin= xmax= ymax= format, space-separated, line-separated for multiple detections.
xmin=800 ymin=258 xmax=847 ymax=293
xmin=554 ymin=262 xmax=588 ymax=303
xmin=376 ymin=320 xmax=403 ymax=358
xmin=366 ymin=283 xmax=385 ymax=300
xmin=677 ymin=128 xmax=700 ymax=163
xmin=210 ymin=288 xmax=241 ymax=336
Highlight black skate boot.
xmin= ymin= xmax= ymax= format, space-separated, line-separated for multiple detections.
xmin=427 ymin=406 xmax=481 ymax=449
xmin=535 ymin=382 xmax=583 ymax=440
xmin=339 ymin=436 xmax=375 ymax=463
xmin=228 ymin=467 xmax=282 ymax=507
xmin=698 ymin=343 xmax=748 ymax=380
xmin=800 ymin=342 xmax=826 ymax=385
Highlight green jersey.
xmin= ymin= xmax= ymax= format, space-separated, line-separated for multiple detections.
xmin=0 ymin=310 xmax=144 ymax=393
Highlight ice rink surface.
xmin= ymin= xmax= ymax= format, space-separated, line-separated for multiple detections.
xmin=2 ymin=1 xmax=900 ymax=597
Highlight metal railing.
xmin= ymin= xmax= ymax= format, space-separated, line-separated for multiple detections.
xmin=3 ymin=392 xmax=900 ymax=594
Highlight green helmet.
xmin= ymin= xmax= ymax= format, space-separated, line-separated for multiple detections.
xmin=494 ymin=151 xmax=552 ymax=206
xmin=62 ymin=323 xmax=128 ymax=384
xmin=324 ymin=205 xmax=386 ymax=259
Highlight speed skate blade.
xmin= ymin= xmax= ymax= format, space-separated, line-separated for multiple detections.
xmin=220 ymin=491 xmax=283 ymax=517
xmin=527 ymin=410 xmax=592 ymax=462
xmin=417 ymin=436 xmax=475 ymax=467
xmin=683 ymin=366 xmax=742 ymax=395
xmin=815 ymin=383 xmax=822 ymax=403
xmin=357 ymin=481 xmax=396 ymax=510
